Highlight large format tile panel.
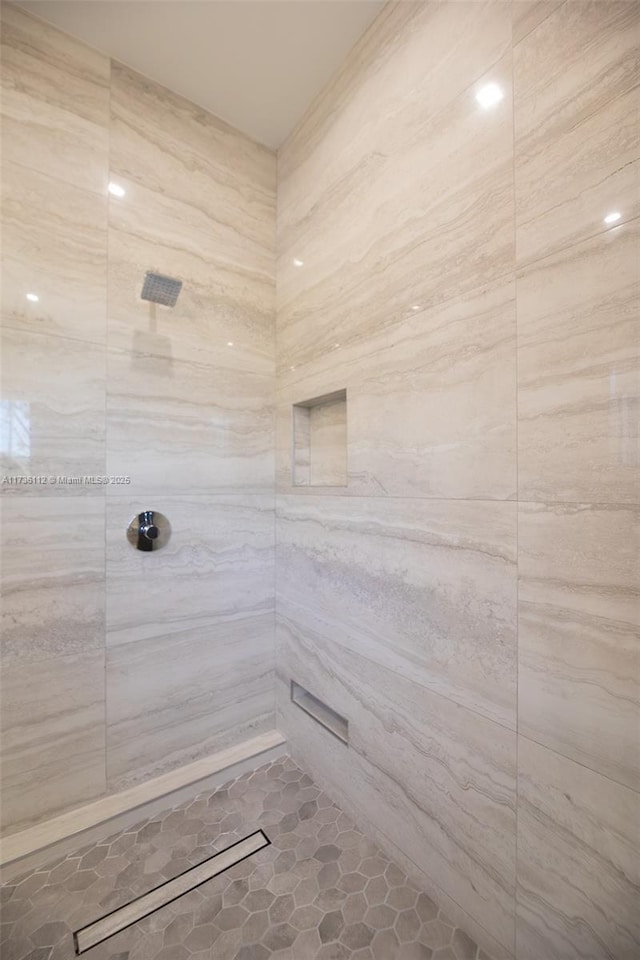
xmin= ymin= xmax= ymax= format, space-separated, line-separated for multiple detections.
xmin=1 ymin=162 xmax=107 ymax=344
xmin=110 ymin=60 xmax=276 ymax=271
xmin=106 ymin=614 xmax=275 ymax=791
xmin=107 ymin=224 xmax=275 ymax=370
xmin=277 ymin=494 xmax=517 ymax=729
xmin=277 ymin=48 xmax=514 ymax=374
xmin=276 ymin=630 xmax=516 ymax=959
xmin=517 ymin=218 xmax=639 ymax=504
xmin=0 ymin=497 xmax=105 ymax=664
xmin=0 ymin=327 xmax=106 ymax=492
xmin=106 ymin=495 xmax=274 ymax=647
xmin=0 ymin=651 xmax=106 ymax=833
xmin=514 ymin=0 xmax=640 ymax=265
xmin=516 ymin=736 xmax=640 ymax=960
xmin=276 ymin=279 xmax=516 ymax=500
xmin=519 ymin=501 xmax=640 ymax=793
xmin=106 ymin=347 xmax=273 ymax=496
xmin=0 ymin=3 xmax=109 ymax=192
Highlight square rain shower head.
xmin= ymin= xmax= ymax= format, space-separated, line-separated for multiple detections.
xmin=141 ymin=272 xmax=183 ymax=307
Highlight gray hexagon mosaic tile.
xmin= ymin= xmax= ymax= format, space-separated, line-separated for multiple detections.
xmin=0 ymin=757 xmax=495 ymax=960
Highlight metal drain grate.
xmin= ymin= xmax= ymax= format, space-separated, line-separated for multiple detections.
xmin=73 ymin=829 xmax=270 ymax=953
xmin=140 ymin=271 xmax=183 ymax=307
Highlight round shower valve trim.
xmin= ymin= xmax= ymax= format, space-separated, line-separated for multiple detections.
xmin=127 ymin=510 xmax=171 ymax=552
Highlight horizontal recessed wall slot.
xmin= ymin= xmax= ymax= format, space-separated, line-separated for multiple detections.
xmin=292 ymin=389 xmax=347 ymax=487
xmin=291 ymin=680 xmax=349 ymax=744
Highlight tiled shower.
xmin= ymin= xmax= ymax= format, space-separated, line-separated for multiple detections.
xmin=1 ymin=3 xmax=638 ymax=960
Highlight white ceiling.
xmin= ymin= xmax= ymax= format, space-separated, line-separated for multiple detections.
xmin=18 ymin=0 xmax=385 ymax=148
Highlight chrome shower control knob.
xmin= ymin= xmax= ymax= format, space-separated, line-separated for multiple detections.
xmin=127 ymin=510 xmax=171 ymax=552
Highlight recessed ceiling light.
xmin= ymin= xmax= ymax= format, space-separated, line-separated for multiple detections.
xmin=293 ymin=258 xmax=304 ymax=267
xmin=476 ymin=83 xmax=504 ymax=109
xmin=411 ymin=305 xmax=421 ymax=312
xmin=26 ymin=292 xmax=39 ymax=302
xmin=227 ymin=341 xmax=234 ymax=347
xmin=108 ymin=182 xmax=126 ymax=198
xmin=604 ymin=211 xmax=621 ymax=225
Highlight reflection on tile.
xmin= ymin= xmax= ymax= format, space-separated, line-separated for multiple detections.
xmin=518 ymin=501 xmax=640 ymax=792
xmin=106 ymin=348 xmax=273 ymax=495
xmin=1 ymin=161 xmax=107 ymax=344
xmin=107 ymin=226 xmax=275 ymax=370
xmin=278 ymin=621 xmax=516 ymax=954
xmin=0 ymin=497 xmax=105 ymax=664
xmin=516 ymin=736 xmax=640 ymax=960
xmin=0 ymin=328 xmax=106 ymax=491
xmin=110 ymin=60 xmax=276 ymax=271
xmin=106 ymin=615 xmax=275 ymax=790
xmin=277 ymin=495 xmax=517 ymax=729
xmin=0 ymin=4 xmax=109 ymax=192
xmin=106 ymin=496 xmax=274 ymax=647
xmin=517 ymin=219 xmax=639 ymax=503
xmin=514 ymin=0 xmax=640 ymax=264
xmin=0 ymin=651 xmax=106 ymax=833
xmin=278 ymin=29 xmax=514 ymax=372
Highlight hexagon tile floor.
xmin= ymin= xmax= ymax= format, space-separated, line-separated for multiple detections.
xmin=0 ymin=757 xmax=495 ymax=960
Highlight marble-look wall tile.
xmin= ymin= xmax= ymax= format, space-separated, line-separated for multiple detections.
xmin=0 ymin=3 xmax=109 ymax=192
xmin=107 ymin=614 xmax=274 ymax=790
xmin=514 ymin=0 xmax=640 ymax=265
xmin=516 ymin=736 xmax=640 ymax=960
xmin=110 ymin=60 xmax=276 ymax=270
xmin=1 ymin=161 xmax=107 ymax=344
xmin=276 ymin=625 xmax=517 ymax=956
xmin=0 ymin=497 xmax=105 ymax=664
xmin=107 ymin=225 xmax=274 ymax=370
xmin=106 ymin=495 xmax=274 ymax=647
xmin=348 ymin=279 xmax=516 ymax=500
xmin=517 ymin=219 xmax=639 ymax=503
xmin=511 ymin=1 xmax=564 ymax=45
xmin=0 ymin=327 xmax=106 ymax=491
xmin=277 ymin=495 xmax=517 ymax=729
xmin=0 ymin=651 xmax=106 ymax=832
xmin=518 ymin=501 xmax=640 ymax=792
xmin=277 ymin=280 xmax=517 ymax=500
xmin=106 ymin=347 xmax=273 ymax=495
xmin=277 ymin=27 xmax=514 ymax=373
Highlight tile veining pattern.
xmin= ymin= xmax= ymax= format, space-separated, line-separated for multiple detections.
xmin=276 ymin=2 xmax=640 ymax=960
xmin=0 ymin=2 xmax=276 ymax=832
xmin=0 ymin=757 xmax=493 ymax=960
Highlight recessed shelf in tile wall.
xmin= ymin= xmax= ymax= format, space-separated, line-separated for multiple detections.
xmin=291 ymin=680 xmax=349 ymax=745
xmin=292 ymin=389 xmax=347 ymax=487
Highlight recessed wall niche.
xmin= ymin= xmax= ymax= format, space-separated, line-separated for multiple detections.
xmin=292 ymin=389 xmax=347 ymax=487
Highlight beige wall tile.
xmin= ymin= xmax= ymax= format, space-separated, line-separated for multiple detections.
xmin=277 ymin=626 xmax=516 ymax=956
xmin=517 ymin=219 xmax=639 ymax=503
xmin=106 ymin=347 xmax=273 ymax=496
xmin=519 ymin=501 xmax=640 ymax=792
xmin=106 ymin=495 xmax=274 ymax=647
xmin=1 ymin=162 xmax=107 ymax=344
xmin=0 ymin=3 xmax=109 ymax=192
xmin=277 ymin=495 xmax=517 ymax=730
xmin=0 ymin=497 xmax=105 ymax=664
xmin=514 ymin=0 xmax=640 ymax=265
xmin=0 ymin=651 xmax=106 ymax=832
xmin=107 ymin=615 xmax=275 ymax=790
xmin=516 ymin=736 xmax=640 ymax=960
xmin=0 ymin=327 xmax=106 ymax=491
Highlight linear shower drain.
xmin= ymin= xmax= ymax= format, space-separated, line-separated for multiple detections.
xmin=73 ymin=829 xmax=270 ymax=954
